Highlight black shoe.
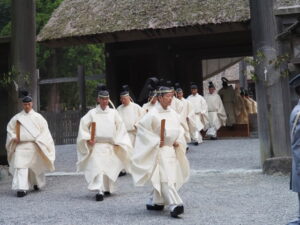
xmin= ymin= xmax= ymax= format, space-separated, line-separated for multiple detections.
xmin=119 ymin=171 xmax=127 ymax=177
xmin=17 ymin=191 xmax=27 ymax=198
xmin=33 ymin=185 xmax=39 ymax=191
xmin=95 ymin=193 xmax=104 ymax=201
xmin=104 ymin=191 xmax=111 ymax=196
xmin=210 ymin=137 xmax=217 ymax=140
xmin=193 ymin=142 xmax=198 ymax=146
xmin=186 ymin=147 xmax=189 ymax=152
xmin=287 ymin=218 xmax=300 ymax=225
xmin=146 ymin=204 xmax=164 ymax=211
xmin=170 ymin=205 xmax=184 ymax=218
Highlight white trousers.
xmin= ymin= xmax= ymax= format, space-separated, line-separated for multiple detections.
xmin=206 ymin=127 xmax=217 ymax=138
xmin=190 ymin=131 xmax=203 ymax=143
xmin=12 ymin=168 xmax=45 ymax=191
xmin=151 ymin=182 xmax=183 ymax=206
xmin=88 ymin=173 xmax=114 ymax=193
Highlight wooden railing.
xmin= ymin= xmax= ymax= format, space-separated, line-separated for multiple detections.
xmin=41 ymin=110 xmax=81 ymax=145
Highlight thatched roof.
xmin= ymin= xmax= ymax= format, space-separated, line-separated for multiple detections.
xmin=37 ymin=0 xmax=300 ymax=45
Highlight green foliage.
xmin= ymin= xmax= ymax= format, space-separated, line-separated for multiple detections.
xmin=0 ymin=0 xmax=11 ymax=36
xmin=245 ymin=51 xmax=291 ymax=82
xmin=36 ymin=0 xmax=64 ymax=33
xmin=0 ymin=66 xmax=30 ymax=88
xmin=0 ymin=0 xmax=105 ymax=111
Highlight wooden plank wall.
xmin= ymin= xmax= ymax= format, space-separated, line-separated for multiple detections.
xmin=41 ymin=111 xmax=81 ymax=145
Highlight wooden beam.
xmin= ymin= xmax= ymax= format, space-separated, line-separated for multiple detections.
xmin=39 ymin=74 xmax=105 ymax=85
xmin=39 ymin=77 xmax=78 ymax=84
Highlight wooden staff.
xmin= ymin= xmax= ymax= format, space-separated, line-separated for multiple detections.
xmin=159 ymin=119 xmax=166 ymax=147
xmin=90 ymin=122 xmax=96 ymax=142
xmin=16 ymin=121 xmax=20 ymax=142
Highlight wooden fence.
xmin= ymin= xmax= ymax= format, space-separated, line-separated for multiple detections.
xmin=41 ymin=110 xmax=81 ymax=145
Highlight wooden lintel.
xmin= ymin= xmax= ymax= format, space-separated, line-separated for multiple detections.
xmin=39 ymin=74 xmax=105 ymax=85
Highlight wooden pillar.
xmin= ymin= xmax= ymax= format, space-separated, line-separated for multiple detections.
xmin=77 ymin=65 xmax=86 ymax=114
xmin=239 ymin=59 xmax=248 ymax=90
xmin=250 ymin=0 xmax=291 ymax=172
xmin=36 ymin=69 xmax=40 ymax=111
xmin=11 ymin=0 xmax=37 ymax=110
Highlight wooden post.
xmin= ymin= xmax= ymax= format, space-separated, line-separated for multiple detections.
xmin=239 ymin=59 xmax=248 ymax=90
xmin=250 ymin=0 xmax=291 ymax=172
xmin=90 ymin=122 xmax=96 ymax=142
xmin=77 ymin=65 xmax=86 ymax=114
xmin=11 ymin=0 xmax=36 ymax=110
xmin=35 ymin=69 xmax=39 ymax=111
xmin=160 ymin=119 xmax=166 ymax=147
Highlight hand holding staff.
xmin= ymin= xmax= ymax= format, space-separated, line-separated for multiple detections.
xmin=88 ymin=122 xmax=96 ymax=145
xmin=159 ymin=119 xmax=166 ymax=147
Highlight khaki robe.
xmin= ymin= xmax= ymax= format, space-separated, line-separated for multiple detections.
xmin=204 ymin=93 xmax=227 ymax=136
xmin=243 ymin=97 xmax=254 ymax=114
xmin=186 ymin=93 xmax=209 ymax=131
xmin=234 ymin=90 xmax=249 ymax=124
xmin=76 ymin=105 xmax=132 ymax=191
xmin=117 ymin=102 xmax=145 ymax=145
xmin=6 ymin=110 xmax=55 ymax=189
xmin=247 ymin=97 xmax=257 ymax=114
xmin=218 ymin=86 xmax=236 ymax=126
xmin=131 ymin=103 xmax=190 ymax=195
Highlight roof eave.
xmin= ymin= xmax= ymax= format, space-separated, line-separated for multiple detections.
xmin=38 ymin=21 xmax=250 ymax=48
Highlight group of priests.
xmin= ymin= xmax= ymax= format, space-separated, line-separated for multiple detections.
xmin=5 ymin=77 xmax=257 ymax=219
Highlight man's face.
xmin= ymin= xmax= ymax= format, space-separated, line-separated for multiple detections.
xmin=209 ymin=88 xmax=215 ymax=94
xmin=191 ymin=88 xmax=198 ymax=95
xmin=177 ymin=91 xmax=184 ymax=99
xmin=120 ymin=96 xmax=131 ymax=106
xmin=22 ymin=102 xmax=33 ymax=113
xmin=158 ymin=93 xmax=173 ymax=108
xmin=98 ymin=97 xmax=109 ymax=109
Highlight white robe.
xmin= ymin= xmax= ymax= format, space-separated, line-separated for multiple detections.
xmin=131 ymin=103 xmax=190 ymax=197
xmin=6 ymin=110 xmax=55 ymax=190
xmin=142 ymin=101 xmax=158 ymax=113
xmin=186 ymin=93 xmax=209 ymax=131
xmin=170 ymin=96 xmax=184 ymax=115
xmin=204 ymin=93 xmax=227 ymax=137
xmin=76 ymin=105 xmax=132 ymax=192
xmin=117 ymin=102 xmax=145 ymax=145
xmin=177 ymin=98 xmax=197 ymax=143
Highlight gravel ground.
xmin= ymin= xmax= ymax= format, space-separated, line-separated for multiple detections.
xmin=0 ymin=138 xmax=297 ymax=225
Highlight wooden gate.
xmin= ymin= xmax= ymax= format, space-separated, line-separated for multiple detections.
xmin=41 ymin=111 xmax=81 ymax=145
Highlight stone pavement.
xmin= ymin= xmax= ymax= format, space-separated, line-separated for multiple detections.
xmin=0 ymin=138 xmax=297 ymax=225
